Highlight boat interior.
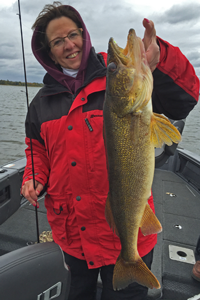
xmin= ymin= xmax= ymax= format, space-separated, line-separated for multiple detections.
xmin=0 ymin=119 xmax=200 ymax=300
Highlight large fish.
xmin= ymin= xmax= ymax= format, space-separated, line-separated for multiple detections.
xmin=103 ymin=29 xmax=181 ymax=290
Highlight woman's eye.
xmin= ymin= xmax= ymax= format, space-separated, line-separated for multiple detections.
xmin=69 ymin=32 xmax=78 ymax=39
xmin=54 ymin=39 xmax=62 ymax=46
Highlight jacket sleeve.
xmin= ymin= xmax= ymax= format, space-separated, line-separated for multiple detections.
xmin=22 ymin=98 xmax=50 ymax=187
xmin=152 ymin=36 xmax=199 ymax=120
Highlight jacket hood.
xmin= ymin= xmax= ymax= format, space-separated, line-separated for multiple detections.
xmin=31 ymin=5 xmax=92 ymax=93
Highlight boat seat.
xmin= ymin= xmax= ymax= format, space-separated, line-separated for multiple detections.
xmin=0 ymin=242 xmax=71 ymax=300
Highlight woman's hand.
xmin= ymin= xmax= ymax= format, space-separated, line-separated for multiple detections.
xmin=142 ymin=18 xmax=160 ymax=72
xmin=21 ymin=179 xmax=44 ymax=208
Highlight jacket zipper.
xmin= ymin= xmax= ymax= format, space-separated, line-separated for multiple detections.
xmin=85 ymin=118 xmax=93 ymax=132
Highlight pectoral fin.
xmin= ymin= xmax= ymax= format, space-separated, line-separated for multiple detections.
xmin=151 ymin=113 xmax=181 ymax=148
xmin=105 ymin=193 xmax=119 ymax=236
xmin=140 ymin=203 xmax=162 ymax=236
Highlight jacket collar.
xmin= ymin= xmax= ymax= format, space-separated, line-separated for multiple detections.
xmin=40 ymin=48 xmax=107 ymax=97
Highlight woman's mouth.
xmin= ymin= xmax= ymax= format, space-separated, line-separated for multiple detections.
xmin=67 ymin=52 xmax=79 ymax=59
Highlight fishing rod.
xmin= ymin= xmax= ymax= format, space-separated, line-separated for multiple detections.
xmin=17 ymin=0 xmax=40 ymax=244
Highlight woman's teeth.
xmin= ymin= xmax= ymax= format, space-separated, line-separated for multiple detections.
xmin=67 ymin=52 xmax=78 ymax=59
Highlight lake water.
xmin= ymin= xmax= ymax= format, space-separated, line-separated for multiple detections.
xmin=0 ymin=85 xmax=200 ymax=166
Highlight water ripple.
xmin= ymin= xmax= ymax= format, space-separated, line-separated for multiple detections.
xmin=0 ymin=85 xmax=40 ymax=165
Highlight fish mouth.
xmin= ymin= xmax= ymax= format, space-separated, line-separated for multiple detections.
xmin=106 ymin=29 xmax=153 ymax=116
xmin=108 ymin=38 xmax=129 ymax=66
xmin=108 ymin=29 xmax=147 ymax=71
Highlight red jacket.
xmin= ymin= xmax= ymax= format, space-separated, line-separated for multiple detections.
xmin=22 ymin=40 xmax=199 ymax=269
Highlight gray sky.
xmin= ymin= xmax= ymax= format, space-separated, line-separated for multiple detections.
xmin=0 ymin=0 xmax=200 ymax=83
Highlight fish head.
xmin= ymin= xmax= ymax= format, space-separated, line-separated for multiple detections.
xmin=106 ymin=29 xmax=153 ymax=117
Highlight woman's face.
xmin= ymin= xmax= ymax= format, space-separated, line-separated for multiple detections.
xmin=46 ymin=16 xmax=83 ymax=70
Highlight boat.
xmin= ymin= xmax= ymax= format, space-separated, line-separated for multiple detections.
xmin=0 ymin=118 xmax=200 ymax=300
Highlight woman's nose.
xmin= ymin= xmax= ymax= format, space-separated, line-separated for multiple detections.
xmin=63 ymin=37 xmax=75 ymax=49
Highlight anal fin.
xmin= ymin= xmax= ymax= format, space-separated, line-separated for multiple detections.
xmin=140 ymin=203 xmax=162 ymax=236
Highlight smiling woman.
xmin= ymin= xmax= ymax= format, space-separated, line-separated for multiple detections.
xmin=46 ymin=17 xmax=83 ymax=69
xmin=30 ymin=3 xmax=91 ymax=92
xmin=19 ymin=1 xmax=199 ymax=300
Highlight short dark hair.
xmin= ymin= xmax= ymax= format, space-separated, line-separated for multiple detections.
xmin=32 ymin=1 xmax=82 ymax=53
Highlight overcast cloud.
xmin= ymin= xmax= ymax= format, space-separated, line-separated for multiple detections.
xmin=0 ymin=0 xmax=200 ymax=83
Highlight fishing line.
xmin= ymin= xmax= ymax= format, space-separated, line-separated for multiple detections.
xmin=17 ymin=0 xmax=40 ymax=244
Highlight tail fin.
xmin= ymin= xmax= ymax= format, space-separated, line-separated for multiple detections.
xmin=113 ymin=253 xmax=160 ymax=290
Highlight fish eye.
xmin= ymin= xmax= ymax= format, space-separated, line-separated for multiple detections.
xmin=108 ymin=62 xmax=117 ymax=72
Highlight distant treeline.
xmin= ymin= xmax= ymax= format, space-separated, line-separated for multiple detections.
xmin=0 ymin=79 xmax=43 ymax=87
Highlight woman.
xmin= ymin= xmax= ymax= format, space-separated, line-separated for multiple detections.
xmin=21 ymin=2 xmax=199 ymax=300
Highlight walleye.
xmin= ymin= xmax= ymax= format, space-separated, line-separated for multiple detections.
xmin=103 ymin=29 xmax=181 ymax=290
